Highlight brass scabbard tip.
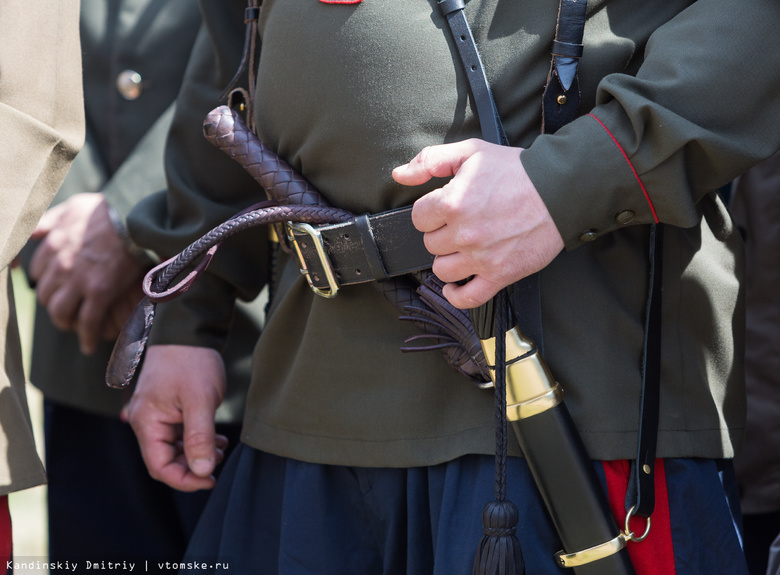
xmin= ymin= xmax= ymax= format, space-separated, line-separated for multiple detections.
xmin=555 ymin=534 xmax=628 ymax=568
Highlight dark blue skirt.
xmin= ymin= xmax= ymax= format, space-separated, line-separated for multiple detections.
xmin=182 ymin=444 xmax=747 ymax=575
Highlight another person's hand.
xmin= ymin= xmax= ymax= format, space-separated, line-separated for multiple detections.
xmin=28 ymin=193 xmax=146 ymax=354
xmin=393 ymin=139 xmax=564 ymax=309
xmin=127 ymin=345 xmax=228 ymax=492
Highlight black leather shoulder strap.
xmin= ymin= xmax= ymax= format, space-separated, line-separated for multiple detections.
xmin=438 ymin=0 xmax=508 ymax=146
xmin=542 ymin=0 xmax=588 ymax=134
xmin=438 ymin=0 xmax=662 ymax=522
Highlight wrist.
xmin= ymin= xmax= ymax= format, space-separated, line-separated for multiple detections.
xmin=106 ymin=203 xmax=156 ymax=267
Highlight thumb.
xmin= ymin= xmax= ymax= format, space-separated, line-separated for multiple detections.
xmin=181 ymin=392 xmax=220 ymax=478
xmin=392 ymin=139 xmax=480 ymax=186
xmin=30 ymin=205 xmax=63 ymax=240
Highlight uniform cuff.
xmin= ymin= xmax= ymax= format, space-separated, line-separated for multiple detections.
xmin=521 ymin=108 xmax=659 ymax=251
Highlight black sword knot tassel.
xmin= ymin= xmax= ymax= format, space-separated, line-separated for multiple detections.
xmin=473 ymin=500 xmax=524 ymax=575
xmin=471 ymin=291 xmax=524 ymax=575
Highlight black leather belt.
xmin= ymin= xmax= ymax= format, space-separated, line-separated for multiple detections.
xmin=286 ymin=206 xmax=434 ymax=297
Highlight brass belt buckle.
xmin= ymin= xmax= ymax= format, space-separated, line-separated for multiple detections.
xmin=286 ymin=221 xmax=340 ymax=298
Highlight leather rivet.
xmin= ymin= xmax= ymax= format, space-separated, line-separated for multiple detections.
xmin=557 ymin=94 xmax=567 ymax=105
xmin=616 ymin=210 xmax=636 ymax=225
xmin=643 ymin=464 xmax=652 ymax=475
xmin=578 ymin=230 xmax=598 ymax=242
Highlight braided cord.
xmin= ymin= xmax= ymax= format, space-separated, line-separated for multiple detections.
xmin=493 ymin=289 xmax=509 ymax=502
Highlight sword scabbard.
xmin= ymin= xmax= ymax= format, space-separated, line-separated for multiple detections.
xmin=481 ymin=327 xmax=637 ymax=575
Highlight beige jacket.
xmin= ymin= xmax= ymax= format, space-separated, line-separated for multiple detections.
xmin=0 ymin=0 xmax=84 ymax=495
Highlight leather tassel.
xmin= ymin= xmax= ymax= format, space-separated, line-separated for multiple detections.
xmin=472 ymin=500 xmax=525 ymax=575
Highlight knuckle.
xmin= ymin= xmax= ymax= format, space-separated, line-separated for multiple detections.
xmin=419 ymin=146 xmax=448 ymax=177
xmin=459 ymin=291 xmax=482 ymax=309
xmin=417 ymin=145 xmax=434 ymax=167
xmin=183 ymin=429 xmax=214 ymax=451
xmin=452 ymin=226 xmax=477 ymax=248
xmin=482 ymin=249 xmax=505 ymax=272
xmin=85 ymin=277 xmax=112 ymax=300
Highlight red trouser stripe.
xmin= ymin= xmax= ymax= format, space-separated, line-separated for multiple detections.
xmin=587 ymin=114 xmax=659 ymax=223
xmin=603 ymin=459 xmax=676 ymax=575
xmin=0 ymin=495 xmax=10 ymax=572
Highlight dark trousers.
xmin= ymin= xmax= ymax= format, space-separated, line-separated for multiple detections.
xmin=743 ymin=512 xmax=780 ymax=575
xmin=183 ymin=445 xmax=748 ymax=575
xmin=44 ymin=400 xmax=241 ymax=573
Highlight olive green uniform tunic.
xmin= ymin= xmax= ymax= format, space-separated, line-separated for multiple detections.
xmin=129 ymin=0 xmax=780 ymax=468
xmin=0 ymin=0 xmax=84 ymax=495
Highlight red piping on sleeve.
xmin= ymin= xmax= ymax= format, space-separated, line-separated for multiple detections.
xmin=588 ymin=114 xmax=659 ymax=223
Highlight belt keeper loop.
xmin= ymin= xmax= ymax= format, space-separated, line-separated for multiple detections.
xmin=244 ymin=6 xmax=261 ymax=22
xmin=551 ymin=40 xmax=584 ymax=59
xmin=438 ymin=0 xmax=465 ymax=16
xmin=354 ymin=214 xmax=389 ymax=282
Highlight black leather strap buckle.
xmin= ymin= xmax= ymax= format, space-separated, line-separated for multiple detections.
xmin=286 ymin=206 xmax=434 ymax=297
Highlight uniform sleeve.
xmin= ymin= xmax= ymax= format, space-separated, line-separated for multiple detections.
xmin=102 ymin=103 xmax=176 ymax=223
xmin=102 ymin=104 xmax=178 ymax=264
xmin=521 ymin=0 xmax=780 ymax=250
xmin=127 ymin=2 xmax=269 ymax=351
xmin=0 ymin=0 xmax=83 ymax=496
xmin=0 ymin=0 xmax=85 ymax=269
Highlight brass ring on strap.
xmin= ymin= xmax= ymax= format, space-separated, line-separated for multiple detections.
xmin=554 ymin=533 xmax=628 ymax=568
xmin=624 ymin=505 xmax=652 ymax=542
xmin=506 ymin=383 xmax=564 ymax=420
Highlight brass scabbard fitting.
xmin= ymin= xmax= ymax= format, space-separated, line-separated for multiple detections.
xmin=480 ymin=325 xmax=564 ymax=421
xmin=554 ymin=505 xmax=652 ymax=567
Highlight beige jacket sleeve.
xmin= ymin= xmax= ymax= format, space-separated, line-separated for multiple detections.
xmin=0 ymin=0 xmax=84 ymax=495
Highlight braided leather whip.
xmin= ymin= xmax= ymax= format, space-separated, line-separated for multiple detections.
xmin=105 ymin=106 xmax=490 ymax=389
xmin=106 ymin=202 xmax=353 ymax=389
xmin=203 ymin=106 xmax=489 ymax=385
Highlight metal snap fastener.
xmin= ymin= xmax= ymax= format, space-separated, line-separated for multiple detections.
xmin=615 ymin=210 xmax=636 ymax=225
xmin=578 ymin=230 xmax=598 ymax=242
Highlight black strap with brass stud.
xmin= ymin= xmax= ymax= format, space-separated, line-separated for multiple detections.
xmin=542 ymin=0 xmax=588 ymax=134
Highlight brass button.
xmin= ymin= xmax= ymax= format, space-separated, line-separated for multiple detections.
xmin=578 ymin=230 xmax=598 ymax=242
xmin=557 ymin=94 xmax=568 ymax=105
xmin=615 ymin=210 xmax=636 ymax=225
xmin=116 ymin=69 xmax=143 ymax=100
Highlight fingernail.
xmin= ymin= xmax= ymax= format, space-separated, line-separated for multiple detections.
xmin=191 ymin=458 xmax=213 ymax=476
